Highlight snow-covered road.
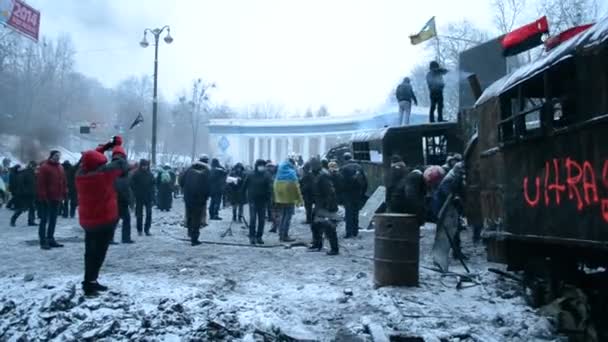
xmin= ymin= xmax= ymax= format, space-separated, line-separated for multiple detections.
xmin=0 ymin=202 xmax=558 ymax=341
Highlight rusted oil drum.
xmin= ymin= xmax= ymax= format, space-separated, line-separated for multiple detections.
xmin=373 ymin=213 xmax=420 ymax=287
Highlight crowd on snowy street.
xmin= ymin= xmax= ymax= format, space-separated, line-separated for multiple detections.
xmin=0 ymin=137 xmax=563 ymax=341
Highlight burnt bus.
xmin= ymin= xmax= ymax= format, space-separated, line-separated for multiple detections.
xmin=350 ymin=123 xmax=463 ymax=195
xmin=467 ymin=20 xmax=608 ymax=317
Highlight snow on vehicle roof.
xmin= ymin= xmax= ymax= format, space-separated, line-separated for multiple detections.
xmin=476 ymin=17 xmax=608 ymax=106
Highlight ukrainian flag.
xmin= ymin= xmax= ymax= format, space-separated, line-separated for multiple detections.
xmin=410 ymin=17 xmax=437 ymax=45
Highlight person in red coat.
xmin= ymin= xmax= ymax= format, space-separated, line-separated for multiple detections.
xmin=76 ymin=136 xmax=127 ymax=296
xmin=37 ymin=150 xmax=67 ymax=250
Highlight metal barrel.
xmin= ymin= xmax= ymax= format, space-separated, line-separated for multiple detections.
xmin=373 ymin=213 xmax=420 ymax=287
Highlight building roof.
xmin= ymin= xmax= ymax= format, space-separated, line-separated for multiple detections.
xmin=476 ymin=17 xmax=608 ymax=105
xmin=208 ymin=106 xmax=430 ymax=135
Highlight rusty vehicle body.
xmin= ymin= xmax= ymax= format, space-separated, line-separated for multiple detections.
xmin=471 ymin=20 xmax=608 ymax=270
xmin=350 ymin=123 xmax=464 ymax=195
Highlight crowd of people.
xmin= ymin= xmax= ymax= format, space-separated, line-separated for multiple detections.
xmin=0 ymin=133 xmax=467 ymax=296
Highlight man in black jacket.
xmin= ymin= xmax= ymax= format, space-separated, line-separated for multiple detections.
xmin=130 ymin=159 xmax=154 ymax=236
xmin=209 ymin=158 xmax=227 ymax=220
xmin=227 ymin=163 xmax=246 ymax=222
xmin=299 ymin=162 xmax=314 ymax=225
xmin=395 ymin=77 xmax=418 ymax=126
xmin=243 ymin=159 xmax=272 ymax=245
xmin=180 ymin=160 xmax=210 ymax=246
xmin=309 ymin=158 xmax=340 ymax=255
xmin=426 ymin=61 xmax=448 ymax=123
xmin=10 ymin=162 xmax=37 ymax=227
xmin=339 ymin=152 xmax=367 ymax=238
xmin=110 ymin=146 xmax=134 ymax=244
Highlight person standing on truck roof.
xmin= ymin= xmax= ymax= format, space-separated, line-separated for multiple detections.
xmin=395 ymin=77 xmax=418 ymax=126
xmin=426 ymin=61 xmax=448 ymax=123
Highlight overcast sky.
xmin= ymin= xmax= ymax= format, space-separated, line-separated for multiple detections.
xmin=28 ymin=0 xmax=504 ymax=115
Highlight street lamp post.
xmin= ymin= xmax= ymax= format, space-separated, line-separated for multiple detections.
xmin=140 ymin=25 xmax=173 ymax=166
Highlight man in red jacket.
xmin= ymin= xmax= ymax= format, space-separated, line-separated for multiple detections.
xmin=37 ymin=150 xmax=67 ymax=250
xmin=76 ymin=136 xmax=128 ymax=296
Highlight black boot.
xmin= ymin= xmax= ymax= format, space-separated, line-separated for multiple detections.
xmin=249 ymin=237 xmax=256 ymax=245
xmin=325 ymin=223 xmax=339 ymax=256
xmin=48 ymin=240 xmax=64 ymax=248
xmin=40 ymin=241 xmax=51 ymax=250
xmin=191 ymin=240 xmax=202 ymax=246
xmin=256 ymin=237 xmax=264 ymax=245
xmin=82 ymin=282 xmax=99 ymax=297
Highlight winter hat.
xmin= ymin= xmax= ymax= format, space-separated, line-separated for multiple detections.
xmin=81 ymin=150 xmax=108 ymax=172
xmin=391 ymin=155 xmax=402 ymax=164
xmin=254 ymin=159 xmax=267 ymax=168
xmin=112 ymin=146 xmax=127 ymax=159
xmin=199 ymin=154 xmax=209 ymax=164
xmin=49 ymin=150 xmax=60 ymax=160
xmin=139 ymin=159 xmax=150 ymax=167
xmin=343 ymin=152 xmax=352 ymax=161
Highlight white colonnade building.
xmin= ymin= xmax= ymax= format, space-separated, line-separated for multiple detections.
xmin=207 ymin=107 xmax=428 ymax=166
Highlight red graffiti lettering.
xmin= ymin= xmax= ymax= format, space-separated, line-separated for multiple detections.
xmin=545 ymin=159 xmax=566 ymax=206
xmin=602 ymin=160 xmax=608 ymax=189
xmin=603 ymin=200 xmax=608 ymax=223
xmin=582 ymin=161 xmax=599 ymax=205
xmin=565 ymin=158 xmax=584 ymax=211
xmin=523 ymin=176 xmax=541 ymax=208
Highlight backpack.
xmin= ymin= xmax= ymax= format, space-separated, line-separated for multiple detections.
xmin=160 ymin=171 xmax=172 ymax=184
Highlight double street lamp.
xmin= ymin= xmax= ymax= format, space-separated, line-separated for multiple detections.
xmin=140 ymin=25 xmax=173 ymax=166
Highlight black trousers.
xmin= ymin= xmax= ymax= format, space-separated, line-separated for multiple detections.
xmin=304 ymin=200 xmax=313 ymax=224
xmin=209 ymin=193 xmax=222 ymax=218
xmin=311 ymin=220 xmax=339 ymax=252
xmin=116 ymin=201 xmax=131 ymax=242
xmin=11 ymin=196 xmax=36 ymax=224
xmin=343 ymin=198 xmax=360 ymax=237
xmin=62 ymin=196 xmax=77 ymax=218
xmin=249 ymin=201 xmax=267 ymax=239
xmin=186 ymin=204 xmax=203 ymax=242
xmin=84 ymin=223 xmax=115 ymax=283
xmin=135 ymin=200 xmax=152 ymax=233
xmin=429 ymin=91 xmax=444 ymax=122
xmin=232 ymin=204 xmax=244 ymax=220
xmin=38 ymin=201 xmax=60 ymax=243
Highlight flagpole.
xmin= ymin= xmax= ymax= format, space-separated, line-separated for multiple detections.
xmin=435 ymin=34 xmax=442 ymax=64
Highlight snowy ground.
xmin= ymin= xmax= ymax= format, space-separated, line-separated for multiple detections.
xmin=0 ymin=202 xmax=560 ymax=341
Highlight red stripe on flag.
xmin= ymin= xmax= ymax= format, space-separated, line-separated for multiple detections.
xmin=544 ymin=23 xmax=594 ymax=51
xmin=501 ymin=16 xmax=549 ymax=56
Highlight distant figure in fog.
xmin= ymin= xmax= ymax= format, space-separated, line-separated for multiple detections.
xmin=180 ymin=160 xmax=210 ymax=246
xmin=130 ymin=159 xmax=155 ymax=236
xmin=227 ymin=163 xmax=246 ymax=223
xmin=395 ymin=77 xmax=418 ymax=125
xmin=209 ymin=158 xmax=227 ymax=220
xmin=10 ymin=162 xmax=37 ymax=227
xmin=243 ymin=159 xmax=273 ymax=245
xmin=156 ymin=165 xmax=175 ymax=212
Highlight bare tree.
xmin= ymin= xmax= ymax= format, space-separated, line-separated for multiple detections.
xmin=493 ymin=0 xmax=528 ymax=34
xmin=179 ymin=79 xmax=215 ymax=161
xmin=316 ymin=105 xmax=330 ymax=117
xmin=538 ymin=0 xmax=600 ymax=33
